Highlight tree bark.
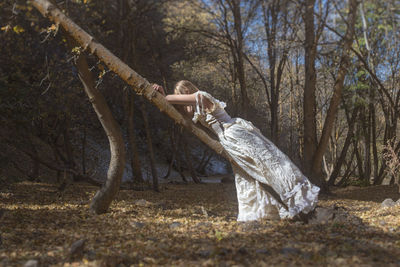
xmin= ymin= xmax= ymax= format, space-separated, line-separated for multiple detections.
xmin=360 ymin=107 xmax=371 ymax=183
xmin=230 ymin=0 xmax=250 ymax=116
xmin=27 ymin=137 xmax=40 ymax=181
xmin=302 ymin=0 xmax=318 ymax=178
xmin=262 ymin=0 xmax=289 ymax=144
xmin=69 ymin=39 xmax=125 ymax=214
xmin=140 ymin=101 xmax=159 ymax=192
xmin=328 ymin=106 xmax=359 ymax=185
xmin=182 ymin=135 xmax=201 ymax=183
xmin=125 ymin=90 xmax=144 ymax=183
xmin=81 ymin=125 xmax=86 ymax=175
xmin=163 ymin=126 xmax=177 ymax=179
xmin=371 ymin=102 xmax=379 ymax=182
xmin=310 ymin=0 xmax=359 ymax=190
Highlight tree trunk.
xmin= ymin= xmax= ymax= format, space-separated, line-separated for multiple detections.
xmin=81 ymin=125 xmax=86 ymax=175
xmin=262 ymin=0 xmax=288 ymax=144
xmin=310 ymin=0 xmax=359 ymax=190
xmin=354 ymin=134 xmax=365 ymax=180
xmin=63 ymin=118 xmax=78 ymax=180
xmin=371 ymin=102 xmax=379 ymax=183
xmin=70 ymin=41 xmax=125 ymax=214
xmin=140 ymin=101 xmax=159 ymax=192
xmin=328 ymin=106 xmax=359 ymax=185
xmin=175 ymin=130 xmax=188 ymax=182
xmin=196 ymin=149 xmax=212 ymax=174
xmin=302 ymin=0 xmax=318 ymax=178
xmin=125 ymin=90 xmax=144 ymax=183
xmin=336 ymin=149 xmax=356 ymax=187
xmin=163 ymin=126 xmax=177 ymax=179
xmin=361 ymin=108 xmax=371 ymax=183
xmin=27 ymin=137 xmax=40 ymax=181
xmin=182 ymin=135 xmax=201 ymax=183
xmin=231 ymin=0 xmax=249 ymax=116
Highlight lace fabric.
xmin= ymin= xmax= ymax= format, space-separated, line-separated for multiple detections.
xmin=193 ymin=91 xmax=320 ymax=221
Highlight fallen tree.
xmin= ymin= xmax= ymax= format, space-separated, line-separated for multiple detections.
xmin=31 ymin=0 xmax=289 ymax=213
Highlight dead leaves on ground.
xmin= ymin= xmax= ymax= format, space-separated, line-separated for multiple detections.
xmin=0 ymin=182 xmax=399 ymax=266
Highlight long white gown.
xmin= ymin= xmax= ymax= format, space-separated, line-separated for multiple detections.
xmin=193 ymin=91 xmax=320 ymax=221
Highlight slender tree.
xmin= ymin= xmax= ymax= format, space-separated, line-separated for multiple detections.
xmin=310 ymin=0 xmax=359 ymax=190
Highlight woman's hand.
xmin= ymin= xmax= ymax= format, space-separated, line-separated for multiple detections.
xmin=152 ymin=84 xmax=166 ymax=96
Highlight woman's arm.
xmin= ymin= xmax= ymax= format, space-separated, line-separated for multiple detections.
xmin=152 ymin=84 xmax=212 ymax=108
xmin=165 ymin=94 xmax=197 ymax=105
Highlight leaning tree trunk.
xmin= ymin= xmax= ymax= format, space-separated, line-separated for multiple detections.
xmin=68 ymin=36 xmax=125 ymax=214
xmin=31 ymin=0 xmax=226 ymax=158
xmin=31 ymin=0 xmax=289 ymax=211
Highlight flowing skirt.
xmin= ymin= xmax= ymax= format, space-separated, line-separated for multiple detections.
xmin=219 ymin=118 xmax=320 ymax=221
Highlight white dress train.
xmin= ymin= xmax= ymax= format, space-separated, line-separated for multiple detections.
xmin=193 ymin=91 xmax=320 ymax=221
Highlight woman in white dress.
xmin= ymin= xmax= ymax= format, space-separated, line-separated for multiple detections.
xmin=153 ymin=80 xmax=320 ymax=222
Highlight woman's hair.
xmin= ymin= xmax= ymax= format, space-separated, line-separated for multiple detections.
xmin=174 ymin=80 xmax=199 ymax=95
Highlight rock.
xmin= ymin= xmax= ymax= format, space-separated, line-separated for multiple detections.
xmin=237 ymin=247 xmax=248 ymax=254
xmin=196 ymin=222 xmax=212 ymax=228
xmin=302 ymin=252 xmax=312 ymax=260
xmin=155 ymin=201 xmax=170 ymax=210
xmin=335 ymin=258 xmax=347 ymax=265
xmin=100 ymin=255 xmax=121 ymax=266
xmin=201 ymin=206 xmax=208 ymax=217
xmin=202 ymin=259 xmax=214 ymax=266
xmin=381 ymin=198 xmax=395 ymax=208
xmin=224 ymin=215 xmax=236 ymax=221
xmin=69 ymin=239 xmax=86 ymax=260
xmin=24 ymin=260 xmax=39 ymax=267
xmin=379 ymin=220 xmax=386 ymax=226
xmin=143 ymin=257 xmax=156 ymax=264
xmin=309 ymin=207 xmax=335 ymax=224
xmin=281 ymin=247 xmax=301 ymax=256
xmin=134 ymin=199 xmax=152 ymax=207
xmin=396 ymin=199 xmax=400 ymax=205
xmin=130 ymin=221 xmax=145 ymax=228
xmin=85 ymin=250 xmax=97 ymax=261
xmin=255 ymin=249 xmax=270 ymax=255
xmin=0 ymin=258 xmax=10 ymax=266
xmin=169 ymin=222 xmax=182 ymax=229
xmin=239 ymin=221 xmax=261 ymax=232
xmin=217 ymin=247 xmax=231 ymax=256
xmin=198 ymin=250 xmax=211 ymax=258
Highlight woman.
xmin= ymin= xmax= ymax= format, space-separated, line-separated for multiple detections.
xmin=153 ymin=80 xmax=320 ymax=222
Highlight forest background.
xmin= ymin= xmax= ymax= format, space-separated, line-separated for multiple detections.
xmin=1 ymin=0 xmax=400 ymax=266
xmin=1 ymin=0 xmax=399 ymax=192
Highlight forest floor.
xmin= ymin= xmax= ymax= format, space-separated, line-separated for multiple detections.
xmin=0 ymin=181 xmax=400 ymax=266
